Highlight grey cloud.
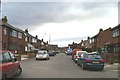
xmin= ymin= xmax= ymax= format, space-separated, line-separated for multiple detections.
xmin=52 ymin=36 xmax=86 ymax=42
xmin=2 ymin=2 xmax=117 ymax=30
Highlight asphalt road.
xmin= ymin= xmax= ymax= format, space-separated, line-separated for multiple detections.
xmin=18 ymin=53 xmax=119 ymax=78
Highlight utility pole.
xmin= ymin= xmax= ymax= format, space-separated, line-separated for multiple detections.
xmin=48 ymin=34 xmax=51 ymax=51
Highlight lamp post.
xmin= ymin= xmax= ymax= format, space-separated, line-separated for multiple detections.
xmin=48 ymin=34 xmax=51 ymax=51
xmin=43 ymin=33 xmax=46 ymax=41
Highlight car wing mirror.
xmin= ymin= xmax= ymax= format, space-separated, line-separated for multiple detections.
xmin=12 ymin=58 xmax=17 ymax=62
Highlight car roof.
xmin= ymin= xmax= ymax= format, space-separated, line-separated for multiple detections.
xmin=87 ymin=52 xmax=100 ymax=55
xmin=76 ymin=51 xmax=87 ymax=53
xmin=0 ymin=50 xmax=9 ymax=52
xmin=38 ymin=50 xmax=47 ymax=53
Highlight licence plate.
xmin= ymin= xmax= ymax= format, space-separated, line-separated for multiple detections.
xmin=92 ymin=61 xmax=99 ymax=64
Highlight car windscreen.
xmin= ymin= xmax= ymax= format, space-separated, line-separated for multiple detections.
xmin=78 ymin=52 xmax=87 ymax=56
xmin=88 ymin=54 xmax=102 ymax=59
xmin=38 ymin=51 xmax=47 ymax=54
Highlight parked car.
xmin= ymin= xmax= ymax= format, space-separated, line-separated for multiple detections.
xmin=77 ymin=52 xmax=105 ymax=70
xmin=36 ymin=50 xmax=49 ymax=60
xmin=66 ymin=48 xmax=73 ymax=55
xmin=54 ymin=51 xmax=60 ymax=54
xmin=48 ymin=50 xmax=56 ymax=56
xmin=73 ymin=51 xmax=87 ymax=63
xmin=0 ymin=50 xmax=22 ymax=80
xmin=72 ymin=49 xmax=82 ymax=60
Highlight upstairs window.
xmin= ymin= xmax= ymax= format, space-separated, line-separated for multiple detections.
xmin=18 ymin=32 xmax=22 ymax=39
xmin=12 ymin=30 xmax=17 ymax=37
xmin=4 ymin=28 xmax=7 ymax=35
xmin=112 ymin=29 xmax=119 ymax=37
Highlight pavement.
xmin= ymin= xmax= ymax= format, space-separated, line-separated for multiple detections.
xmin=105 ymin=63 xmax=120 ymax=70
xmin=21 ymin=55 xmax=29 ymax=61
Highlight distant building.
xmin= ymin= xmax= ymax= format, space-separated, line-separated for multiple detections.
xmin=80 ymin=37 xmax=91 ymax=49
xmin=68 ymin=42 xmax=81 ymax=49
xmin=49 ymin=44 xmax=58 ymax=51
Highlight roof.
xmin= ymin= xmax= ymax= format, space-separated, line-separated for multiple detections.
xmin=111 ymin=24 xmax=120 ymax=30
xmin=2 ymin=23 xmax=25 ymax=33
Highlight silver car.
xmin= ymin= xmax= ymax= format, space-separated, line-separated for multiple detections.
xmin=36 ymin=50 xmax=49 ymax=60
xmin=74 ymin=51 xmax=87 ymax=63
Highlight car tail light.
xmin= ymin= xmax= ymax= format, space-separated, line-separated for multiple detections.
xmin=85 ymin=59 xmax=91 ymax=62
xmin=100 ymin=60 xmax=105 ymax=63
xmin=76 ymin=56 xmax=78 ymax=59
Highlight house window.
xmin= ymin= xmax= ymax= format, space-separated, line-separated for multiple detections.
xmin=12 ymin=30 xmax=17 ymax=37
xmin=18 ymin=32 xmax=22 ymax=39
xmin=3 ymin=28 xmax=7 ymax=35
xmin=112 ymin=29 xmax=119 ymax=37
xmin=25 ymin=46 xmax=28 ymax=51
xmin=25 ymin=36 xmax=28 ymax=42
xmin=113 ymin=44 xmax=119 ymax=53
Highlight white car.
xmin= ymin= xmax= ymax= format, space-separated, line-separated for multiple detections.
xmin=36 ymin=50 xmax=49 ymax=60
xmin=74 ymin=51 xmax=87 ymax=63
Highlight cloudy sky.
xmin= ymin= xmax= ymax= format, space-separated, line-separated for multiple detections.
xmin=2 ymin=0 xmax=119 ymax=47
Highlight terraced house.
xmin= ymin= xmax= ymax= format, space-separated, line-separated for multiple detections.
xmin=105 ymin=24 xmax=120 ymax=56
xmin=0 ymin=16 xmax=26 ymax=54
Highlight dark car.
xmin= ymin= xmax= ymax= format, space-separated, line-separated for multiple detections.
xmin=77 ymin=52 xmax=105 ymax=70
xmin=48 ymin=50 xmax=56 ymax=56
xmin=0 ymin=50 xmax=22 ymax=80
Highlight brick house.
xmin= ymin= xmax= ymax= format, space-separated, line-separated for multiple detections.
xmin=49 ymin=44 xmax=58 ymax=51
xmin=90 ymin=34 xmax=98 ymax=51
xmin=81 ymin=37 xmax=92 ymax=49
xmin=24 ymin=29 xmax=43 ymax=52
xmin=1 ymin=16 xmax=26 ymax=54
xmin=105 ymin=24 xmax=120 ymax=55
xmin=68 ymin=42 xmax=81 ymax=49
xmin=96 ymin=28 xmax=112 ymax=50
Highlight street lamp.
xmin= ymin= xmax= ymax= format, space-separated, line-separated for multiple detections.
xmin=43 ymin=33 xmax=46 ymax=41
xmin=48 ymin=34 xmax=51 ymax=51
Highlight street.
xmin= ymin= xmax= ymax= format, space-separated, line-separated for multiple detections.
xmin=18 ymin=53 xmax=119 ymax=78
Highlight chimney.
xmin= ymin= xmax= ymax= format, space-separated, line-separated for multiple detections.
xmin=25 ymin=28 xmax=28 ymax=33
xmin=99 ymin=28 xmax=103 ymax=32
xmin=35 ymin=35 xmax=38 ymax=39
xmin=72 ymin=42 xmax=74 ymax=44
xmin=81 ymin=40 xmax=83 ymax=42
xmin=2 ymin=16 xmax=8 ymax=24
xmin=87 ymin=37 xmax=90 ymax=40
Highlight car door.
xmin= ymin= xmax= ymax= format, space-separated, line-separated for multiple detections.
xmin=2 ymin=52 xmax=15 ymax=78
xmin=9 ymin=52 xmax=20 ymax=75
xmin=78 ymin=53 xmax=86 ymax=65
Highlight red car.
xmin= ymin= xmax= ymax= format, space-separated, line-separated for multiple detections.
xmin=72 ymin=49 xmax=82 ymax=61
xmin=0 ymin=50 xmax=22 ymax=80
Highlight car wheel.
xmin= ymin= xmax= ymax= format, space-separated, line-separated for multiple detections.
xmin=77 ymin=61 xmax=79 ymax=66
xmin=17 ymin=66 xmax=22 ymax=76
xmin=81 ymin=63 xmax=85 ymax=70
xmin=48 ymin=57 xmax=49 ymax=60
xmin=100 ymin=67 xmax=104 ymax=71
xmin=36 ymin=58 xmax=38 ymax=60
xmin=2 ymin=74 xmax=7 ymax=80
